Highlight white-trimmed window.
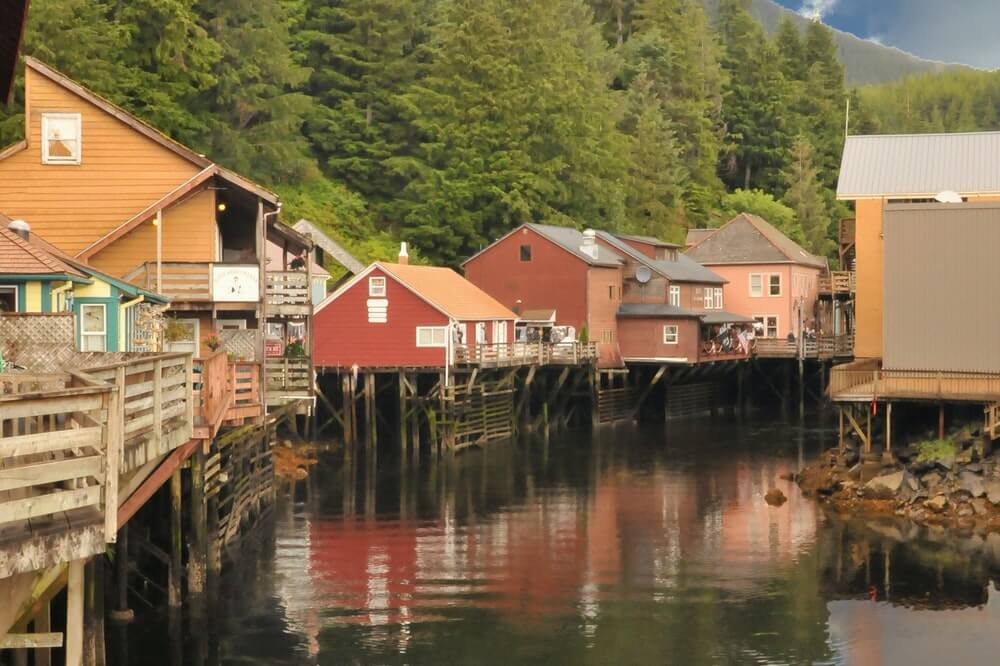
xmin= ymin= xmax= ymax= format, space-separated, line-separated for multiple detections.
xmin=663 ymin=325 xmax=679 ymax=344
xmin=713 ymin=287 xmax=723 ymax=310
xmin=754 ymin=315 xmax=779 ymax=338
xmin=42 ymin=113 xmax=82 ymax=164
xmin=416 ymin=326 xmax=447 ymax=347
xmin=368 ymin=276 xmax=386 ymax=297
xmin=0 ymin=285 xmax=18 ymax=312
xmin=749 ymin=273 xmax=763 ymax=297
xmin=768 ymin=273 xmax=782 ymax=296
xmin=80 ymin=304 xmax=107 ymax=351
xmin=669 ymin=285 xmax=681 ymax=307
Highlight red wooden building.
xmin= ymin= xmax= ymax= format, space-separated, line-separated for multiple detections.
xmin=313 ymin=257 xmax=517 ymax=370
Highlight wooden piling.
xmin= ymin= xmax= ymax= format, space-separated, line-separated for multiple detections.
xmin=35 ymin=601 xmax=52 ymax=666
xmin=168 ymin=469 xmax=182 ymax=608
xmin=110 ymin=526 xmax=133 ymax=623
xmin=66 ymin=559 xmax=85 ymax=666
xmin=188 ymin=450 xmax=207 ymax=596
xmin=938 ymin=402 xmax=945 ymax=439
xmin=798 ymin=359 xmax=805 ymax=418
xmin=398 ymin=370 xmax=408 ymax=454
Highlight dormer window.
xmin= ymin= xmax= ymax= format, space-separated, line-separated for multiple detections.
xmin=42 ymin=113 xmax=82 ymax=164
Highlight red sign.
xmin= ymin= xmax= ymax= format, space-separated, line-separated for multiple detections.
xmin=265 ymin=338 xmax=284 ymax=358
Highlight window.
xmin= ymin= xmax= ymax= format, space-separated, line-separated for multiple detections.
xmin=218 ymin=319 xmax=246 ymax=330
xmin=754 ymin=315 xmax=779 ymax=338
xmin=80 ymin=304 xmax=107 ymax=352
xmin=749 ymin=273 xmax=763 ymax=297
xmin=416 ymin=326 xmax=447 ymax=347
xmin=663 ymin=325 xmax=678 ymax=344
xmin=0 ymin=285 xmax=18 ymax=312
xmin=713 ymin=288 xmax=723 ymax=310
xmin=42 ymin=113 xmax=82 ymax=164
xmin=600 ymin=329 xmax=615 ymax=344
xmin=165 ymin=318 xmax=199 ymax=354
xmin=519 ymin=244 xmax=532 ymax=261
xmin=669 ymin=285 xmax=681 ymax=307
xmin=369 ymin=276 xmax=386 ymax=297
xmin=768 ymin=274 xmax=782 ymax=296
xmin=608 ymin=285 xmax=614 ymax=300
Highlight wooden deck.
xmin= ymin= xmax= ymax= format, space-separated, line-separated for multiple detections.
xmin=818 ymin=271 xmax=856 ymax=296
xmin=265 ymin=271 xmax=311 ymax=316
xmin=829 ymin=359 xmax=1000 ymax=403
xmin=754 ymin=335 xmax=854 ymax=360
xmin=454 ymin=342 xmax=599 ymax=368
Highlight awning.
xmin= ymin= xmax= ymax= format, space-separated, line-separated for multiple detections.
xmin=518 ymin=308 xmax=556 ymax=324
xmin=700 ymin=311 xmax=755 ymax=325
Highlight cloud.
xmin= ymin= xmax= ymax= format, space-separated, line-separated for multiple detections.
xmin=866 ymin=34 xmax=885 ymax=46
xmin=797 ymin=0 xmax=840 ymax=21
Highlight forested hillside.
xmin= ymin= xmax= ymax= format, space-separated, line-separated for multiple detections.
xmin=0 ymin=0 xmax=855 ymax=267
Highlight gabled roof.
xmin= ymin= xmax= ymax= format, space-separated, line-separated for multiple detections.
xmin=597 ymin=231 xmax=725 ymax=284
xmin=613 ymin=232 xmax=680 ymax=249
xmin=685 ymin=214 xmax=827 ymax=269
xmin=0 ymin=213 xmax=86 ymax=278
xmin=462 ymin=223 xmax=622 ymax=268
xmin=319 ymin=262 xmax=517 ymax=321
xmin=1 ymin=1 xmax=29 ymax=103
xmin=685 ymin=228 xmax=715 ymax=248
xmin=838 ymin=132 xmax=1000 ymax=199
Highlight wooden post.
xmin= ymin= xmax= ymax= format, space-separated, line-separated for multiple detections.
xmin=399 ymin=370 xmax=408 ymax=455
xmin=865 ymin=404 xmax=872 ymax=455
xmin=188 ymin=450 xmax=207 ymax=596
xmin=110 ymin=526 xmax=133 ymax=623
xmin=35 ymin=601 xmax=52 ymax=666
xmin=341 ymin=374 xmax=353 ymax=443
xmin=66 ymin=559 xmax=85 ymax=666
xmin=736 ymin=363 xmax=744 ymax=417
xmin=798 ymin=358 xmax=805 ymax=418
xmin=884 ymin=401 xmax=893 ymax=463
xmin=591 ymin=368 xmax=600 ymax=428
xmin=838 ymin=406 xmax=845 ymax=452
xmin=938 ymin=402 xmax=945 ymax=439
xmin=366 ymin=373 xmax=378 ymax=448
xmin=168 ymin=469 xmax=183 ymax=608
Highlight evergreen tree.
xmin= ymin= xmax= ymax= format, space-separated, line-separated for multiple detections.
xmin=716 ymin=0 xmax=791 ymax=194
xmin=800 ymin=21 xmax=846 ymax=190
xmin=719 ymin=189 xmax=803 ymax=245
xmin=392 ymin=0 xmax=629 ymax=263
xmin=781 ymin=138 xmax=833 ymax=257
xmin=773 ymin=17 xmax=806 ymax=82
xmin=198 ymin=0 xmax=317 ymax=183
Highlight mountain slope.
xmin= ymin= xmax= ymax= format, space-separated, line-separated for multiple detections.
xmin=702 ymin=0 xmax=966 ymax=85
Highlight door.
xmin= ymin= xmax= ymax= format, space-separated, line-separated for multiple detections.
xmin=475 ymin=322 xmax=487 ymax=345
xmin=493 ymin=321 xmax=508 ymax=345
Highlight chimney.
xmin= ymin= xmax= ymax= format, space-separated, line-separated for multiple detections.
xmin=7 ymin=219 xmax=30 ymax=241
xmin=580 ymin=229 xmax=598 ymax=260
xmin=398 ymin=242 xmax=409 ymax=265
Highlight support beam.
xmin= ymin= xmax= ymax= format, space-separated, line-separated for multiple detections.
xmin=188 ymin=451 xmax=207 ymax=597
xmin=66 ymin=560 xmax=85 ymax=666
xmin=168 ymin=469 xmax=182 ymax=608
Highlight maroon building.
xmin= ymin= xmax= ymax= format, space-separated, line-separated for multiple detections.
xmin=313 ymin=258 xmax=517 ymax=370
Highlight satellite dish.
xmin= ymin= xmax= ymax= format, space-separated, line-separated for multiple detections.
xmin=635 ymin=265 xmax=652 ymax=284
xmin=935 ymin=190 xmax=963 ymax=204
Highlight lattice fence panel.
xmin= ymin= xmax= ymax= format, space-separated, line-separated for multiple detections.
xmin=221 ymin=329 xmax=258 ymax=361
xmin=0 ymin=313 xmax=76 ymax=372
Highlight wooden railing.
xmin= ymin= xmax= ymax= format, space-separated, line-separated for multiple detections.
xmin=698 ymin=348 xmax=751 ymax=363
xmin=266 ymin=357 xmax=311 ymax=397
xmin=818 ymin=271 xmax=856 ymax=295
xmin=193 ymin=351 xmax=232 ymax=438
xmin=453 ymin=342 xmax=600 ymax=367
xmin=123 ymin=262 xmax=259 ymax=302
xmin=0 ymin=377 xmax=118 ymax=575
xmin=82 ymin=353 xmax=194 ymax=474
xmin=265 ymin=271 xmax=310 ymax=315
xmin=839 ymin=219 xmax=855 ymax=246
xmin=829 ymin=360 xmax=1000 ymax=402
xmin=231 ymin=362 xmax=261 ymax=412
xmin=755 ymin=335 xmax=854 ymax=359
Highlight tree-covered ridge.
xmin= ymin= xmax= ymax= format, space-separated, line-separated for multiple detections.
xmin=1 ymin=0 xmax=851 ymax=267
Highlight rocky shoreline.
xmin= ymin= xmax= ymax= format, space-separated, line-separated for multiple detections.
xmin=797 ymin=430 xmax=1000 ymax=530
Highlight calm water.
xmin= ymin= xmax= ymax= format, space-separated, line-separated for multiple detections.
xmin=124 ymin=414 xmax=1000 ymax=665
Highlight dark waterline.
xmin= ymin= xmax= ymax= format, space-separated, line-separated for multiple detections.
xmin=119 ymin=413 xmax=1000 ymax=665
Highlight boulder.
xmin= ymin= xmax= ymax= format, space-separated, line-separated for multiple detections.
xmin=863 ymin=471 xmax=906 ymax=499
xmin=906 ymin=475 xmax=920 ymax=492
xmin=986 ymin=481 xmax=1000 ymax=506
xmin=956 ymin=448 xmax=973 ymax=465
xmin=921 ymin=471 xmax=943 ymax=488
xmin=959 ymin=471 xmax=986 ymax=498
xmin=971 ymin=498 xmax=991 ymax=517
xmin=966 ymin=463 xmax=984 ymax=474
xmin=764 ymin=488 xmax=787 ymax=507
xmin=924 ymin=495 xmax=949 ymax=512
xmin=957 ymin=503 xmax=975 ymax=518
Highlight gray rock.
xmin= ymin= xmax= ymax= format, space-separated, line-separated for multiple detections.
xmin=959 ymin=471 xmax=986 ymax=498
xmin=957 ymin=503 xmax=975 ymax=518
xmin=971 ymin=498 xmax=991 ymax=517
xmin=864 ymin=470 xmax=906 ymax=499
xmin=966 ymin=463 xmax=984 ymax=473
xmin=925 ymin=495 xmax=949 ymax=512
xmin=921 ymin=471 xmax=943 ymax=488
xmin=986 ymin=481 xmax=1000 ymax=505
xmin=907 ymin=475 xmax=920 ymax=492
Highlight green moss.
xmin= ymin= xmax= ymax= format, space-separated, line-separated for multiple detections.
xmin=914 ymin=439 xmax=957 ymax=464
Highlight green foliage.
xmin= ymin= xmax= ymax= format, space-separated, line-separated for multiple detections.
xmin=781 ymin=138 xmax=834 ymax=258
xmin=914 ymin=439 xmax=957 ymax=464
xmin=719 ymin=189 xmax=802 ymax=244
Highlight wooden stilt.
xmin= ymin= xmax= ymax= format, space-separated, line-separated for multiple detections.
xmin=938 ymin=402 xmax=945 ymax=439
xmin=399 ymin=370 xmax=408 ymax=454
xmin=110 ymin=526 xmax=132 ymax=622
xmin=590 ymin=368 xmax=599 ymax=428
xmin=35 ymin=600 xmax=52 ymax=666
xmin=865 ymin=404 xmax=872 ymax=454
xmin=188 ymin=450 xmax=207 ymax=596
xmin=883 ymin=402 xmax=894 ymax=464
xmin=66 ymin=559 xmax=85 ymax=666
xmin=168 ymin=469 xmax=182 ymax=608
xmin=838 ymin=406 xmax=845 ymax=452
xmin=798 ymin=359 xmax=805 ymax=418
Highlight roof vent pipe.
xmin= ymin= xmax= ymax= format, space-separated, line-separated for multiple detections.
xmin=398 ymin=242 xmax=409 ymax=265
xmin=580 ymin=229 xmax=598 ymax=260
xmin=7 ymin=219 xmax=30 ymax=241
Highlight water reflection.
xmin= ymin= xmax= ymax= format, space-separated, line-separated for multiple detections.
xmin=125 ymin=415 xmax=1000 ymax=665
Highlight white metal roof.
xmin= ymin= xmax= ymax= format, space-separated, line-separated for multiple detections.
xmin=837 ymin=132 xmax=1000 ymax=199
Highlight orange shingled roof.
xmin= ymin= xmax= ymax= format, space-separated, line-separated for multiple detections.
xmin=378 ymin=262 xmax=516 ymax=320
xmin=0 ymin=220 xmax=86 ymax=278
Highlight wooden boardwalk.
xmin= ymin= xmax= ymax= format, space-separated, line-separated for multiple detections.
xmin=829 ymin=359 xmax=1000 ymax=403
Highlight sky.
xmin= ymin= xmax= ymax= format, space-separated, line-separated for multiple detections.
xmin=773 ymin=0 xmax=1000 ymax=69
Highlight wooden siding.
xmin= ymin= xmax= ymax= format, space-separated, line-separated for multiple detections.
xmin=90 ymin=188 xmax=217 ymax=278
xmin=883 ymin=203 xmax=1000 ymax=373
xmin=618 ymin=318 xmax=699 ymax=362
xmin=465 ymin=227 xmax=592 ymax=330
xmin=586 ymin=265 xmax=623 ymax=366
xmin=0 ymin=67 xmax=203 ymax=256
xmin=314 ymin=267 xmax=450 ymax=368
xmin=854 ymin=198 xmax=884 ymax=359
xmin=706 ymin=263 xmax=818 ymax=339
